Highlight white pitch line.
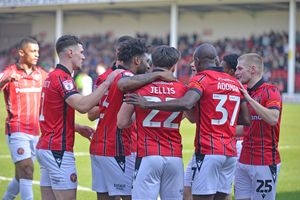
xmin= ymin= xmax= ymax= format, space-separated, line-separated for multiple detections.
xmin=0 ymin=176 xmax=92 ymax=192
xmin=0 ymin=145 xmax=298 ymax=159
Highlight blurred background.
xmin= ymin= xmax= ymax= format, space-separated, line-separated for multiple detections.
xmin=0 ymin=0 xmax=299 ymax=94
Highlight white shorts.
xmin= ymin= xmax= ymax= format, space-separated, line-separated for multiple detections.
xmin=234 ymin=162 xmax=281 ymax=200
xmin=236 ymin=140 xmax=243 ymax=159
xmin=91 ymin=154 xmax=135 ymax=196
xmin=6 ymin=132 xmax=39 ymax=163
xmin=184 ymin=158 xmax=193 ymax=187
xmin=191 ymin=154 xmax=237 ymax=195
xmin=132 ymin=156 xmax=184 ymax=200
xmin=36 ymin=149 xmax=77 ymax=190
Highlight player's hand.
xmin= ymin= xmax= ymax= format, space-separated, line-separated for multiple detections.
xmin=104 ymin=69 xmax=124 ymax=86
xmin=123 ymin=93 xmax=148 ymax=109
xmin=158 ymin=71 xmax=177 ymax=82
xmin=238 ymin=81 xmax=251 ymax=102
xmin=9 ymin=73 xmax=21 ymax=81
xmin=75 ymin=124 xmax=94 ymax=141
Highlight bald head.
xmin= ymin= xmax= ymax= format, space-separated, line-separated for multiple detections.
xmin=238 ymin=53 xmax=264 ymax=75
xmin=193 ymin=43 xmax=219 ymax=72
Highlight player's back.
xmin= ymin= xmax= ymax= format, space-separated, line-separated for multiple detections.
xmin=135 ymin=79 xmax=187 ymax=158
xmin=189 ymin=67 xmax=242 ymax=156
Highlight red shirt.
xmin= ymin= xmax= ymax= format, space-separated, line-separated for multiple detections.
xmin=134 ymin=79 xmax=187 ymax=158
xmin=37 ymin=64 xmax=79 ymax=152
xmin=90 ymin=70 xmax=133 ymax=156
xmin=239 ymin=79 xmax=282 ymax=165
xmin=188 ymin=67 xmax=243 ymax=156
xmin=0 ymin=64 xmax=47 ymax=136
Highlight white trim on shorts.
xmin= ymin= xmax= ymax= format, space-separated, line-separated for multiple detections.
xmin=91 ymin=154 xmax=135 ymax=196
xmin=36 ymin=149 xmax=77 ymax=190
xmin=234 ymin=162 xmax=281 ymax=200
xmin=191 ymin=154 xmax=237 ymax=195
xmin=6 ymin=132 xmax=39 ymax=163
xmin=132 ymin=156 xmax=184 ymax=200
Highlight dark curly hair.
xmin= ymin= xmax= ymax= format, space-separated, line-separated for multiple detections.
xmin=117 ymin=38 xmax=149 ymax=65
xmin=152 ymin=45 xmax=181 ymax=69
xmin=56 ymin=35 xmax=83 ymax=54
xmin=223 ymin=54 xmax=239 ymax=71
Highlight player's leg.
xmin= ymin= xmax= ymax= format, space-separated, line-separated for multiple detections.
xmin=132 ymin=156 xmax=162 ymax=200
xmin=251 ymin=164 xmax=281 ymax=200
xmin=37 ymin=149 xmax=56 ymax=200
xmin=234 ymin=162 xmax=252 ymax=200
xmin=215 ymin=156 xmax=237 ymax=200
xmin=192 ymin=154 xmax=226 ymax=200
xmin=4 ymin=133 xmax=36 ymax=200
xmin=183 ymin=157 xmax=193 ymax=200
xmin=160 ymin=157 xmax=184 ymax=200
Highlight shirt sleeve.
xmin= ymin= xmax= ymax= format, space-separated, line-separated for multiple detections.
xmin=188 ymin=74 xmax=207 ymax=95
xmin=265 ymin=86 xmax=282 ymax=110
xmin=0 ymin=67 xmax=12 ymax=90
xmin=57 ymin=75 xmax=79 ymax=100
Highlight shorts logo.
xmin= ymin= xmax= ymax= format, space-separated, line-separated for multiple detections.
xmin=62 ymin=80 xmax=74 ymax=91
xmin=17 ymin=148 xmax=24 ymax=155
xmin=70 ymin=173 xmax=77 ymax=183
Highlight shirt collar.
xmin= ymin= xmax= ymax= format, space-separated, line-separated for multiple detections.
xmin=247 ymin=78 xmax=265 ymax=93
xmin=56 ymin=64 xmax=71 ymax=76
xmin=152 ymin=67 xmax=167 ymax=72
xmin=16 ymin=63 xmax=36 ymax=72
xmin=205 ymin=66 xmax=224 ymax=72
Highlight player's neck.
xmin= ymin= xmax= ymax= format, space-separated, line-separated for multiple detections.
xmin=248 ymin=76 xmax=263 ymax=89
xmin=18 ymin=63 xmax=33 ymax=74
xmin=59 ymin=61 xmax=73 ymax=75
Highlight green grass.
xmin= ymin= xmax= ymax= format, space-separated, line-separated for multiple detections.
xmin=0 ymin=92 xmax=299 ymax=199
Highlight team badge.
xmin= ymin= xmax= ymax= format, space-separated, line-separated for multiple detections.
xmin=70 ymin=173 xmax=77 ymax=183
xmin=17 ymin=148 xmax=24 ymax=155
xmin=33 ymin=74 xmax=40 ymax=81
xmin=62 ymin=80 xmax=74 ymax=91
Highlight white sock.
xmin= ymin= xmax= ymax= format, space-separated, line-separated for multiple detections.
xmin=19 ymin=179 xmax=33 ymax=200
xmin=2 ymin=177 xmax=19 ymax=200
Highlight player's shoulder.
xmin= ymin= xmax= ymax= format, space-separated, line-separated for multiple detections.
xmin=1 ymin=64 xmax=17 ymax=72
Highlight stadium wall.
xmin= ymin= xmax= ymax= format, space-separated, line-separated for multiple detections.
xmin=1 ymin=9 xmax=299 ymax=44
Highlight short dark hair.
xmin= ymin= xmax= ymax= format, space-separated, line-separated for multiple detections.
xmin=152 ymin=45 xmax=180 ymax=69
xmin=117 ymin=38 xmax=148 ymax=65
xmin=223 ymin=54 xmax=239 ymax=71
xmin=56 ymin=35 xmax=83 ymax=54
xmin=117 ymin=35 xmax=134 ymax=45
xmin=18 ymin=37 xmax=38 ymax=50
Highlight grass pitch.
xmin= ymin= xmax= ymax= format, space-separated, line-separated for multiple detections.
xmin=0 ymin=92 xmax=299 ymax=199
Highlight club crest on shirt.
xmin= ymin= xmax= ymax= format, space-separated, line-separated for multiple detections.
xmin=17 ymin=148 xmax=24 ymax=155
xmin=70 ymin=173 xmax=77 ymax=183
xmin=33 ymin=74 xmax=40 ymax=81
xmin=62 ymin=80 xmax=74 ymax=91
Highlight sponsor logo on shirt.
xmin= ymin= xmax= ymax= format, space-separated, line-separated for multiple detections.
xmin=63 ymin=80 xmax=74 ymax=91
xmin=15 ymin=87 xmax=42 ymax=93
xmin=33 ymin=74 xmax=40 ymax=81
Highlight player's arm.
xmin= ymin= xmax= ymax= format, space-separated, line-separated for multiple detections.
xmin=117 ymin=103 xmax=135 ymax=129
xmin=239 ymin=86 xmax=280 ymax=125
xmin=124 ymin=89 xmax=201 ymax=112
xmin=118 ymin=71 xmax=176 ymax=92
xmin=88 ymin=106 xmax=100 ymax=121
xmin=75 ymin=123 xmax=94 ymax=141
xmin=183 ymin=109 xmax=196 ymax=123
xmin=66 ymin=69 xmax=122 ymax=114
xmin=237 ymin=100 xmax=251 ymax=126
xmin=0 ymin=70 xmax=21 ymax=89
